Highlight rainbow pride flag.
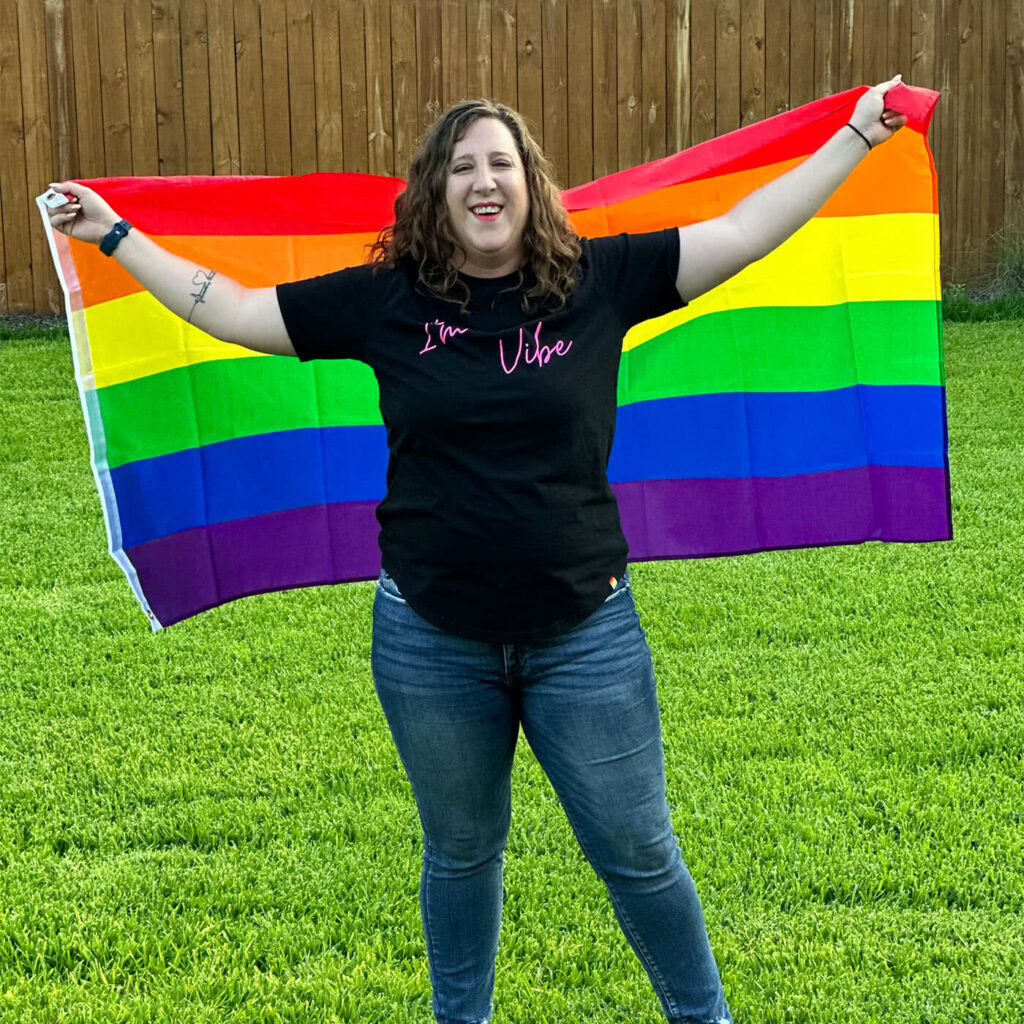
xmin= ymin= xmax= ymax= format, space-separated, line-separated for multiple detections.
xmin=41 ymin=85 xmax=950 ymax=630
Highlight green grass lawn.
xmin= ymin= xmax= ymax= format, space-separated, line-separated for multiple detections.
xmin=1 ymin=323 xmax=1021 ymax=1023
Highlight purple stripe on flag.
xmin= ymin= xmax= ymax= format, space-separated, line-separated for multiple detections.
xmin=612 ymin=464 xmax=952 ymax=561
xmin=126 ymin=501 xmax=381 ymax=627
xmin=126 ymin=465 xmax=950 ymax=627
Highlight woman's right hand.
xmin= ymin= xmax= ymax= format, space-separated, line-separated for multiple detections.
xmin=46 ymin=181 xmax=120 ymax=245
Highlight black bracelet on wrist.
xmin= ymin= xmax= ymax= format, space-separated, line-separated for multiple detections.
xmin=845 ymin=123 xmax=872 ymax=151
xmin=99 ymin=219 xmax=133 ymax=257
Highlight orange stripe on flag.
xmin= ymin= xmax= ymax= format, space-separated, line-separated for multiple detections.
xmin=70 ymin=232 xmax=381 ymax=308
xmin=569 ymin=130 xmax=935 ymax=235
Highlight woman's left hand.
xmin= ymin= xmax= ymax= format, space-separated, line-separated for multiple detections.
xmin=849 ymin=74 xmax=909 ymax=148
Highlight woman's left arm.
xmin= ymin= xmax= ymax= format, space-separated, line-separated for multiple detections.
xmin=675 ymin=75 xmax=908 ymax=304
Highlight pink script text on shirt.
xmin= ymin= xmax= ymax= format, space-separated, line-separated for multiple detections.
xmin=418 ymin=319 xmax=574 ymax=375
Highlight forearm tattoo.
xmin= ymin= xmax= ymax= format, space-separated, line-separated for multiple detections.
xmin=187 ymin=269 xmax=217 ymax=323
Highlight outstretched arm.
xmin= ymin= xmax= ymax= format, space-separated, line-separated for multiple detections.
xmin=46 ymin=181 xmax=296 ymax=357
xmin=675 ymin=75 xmax=908 ymax=304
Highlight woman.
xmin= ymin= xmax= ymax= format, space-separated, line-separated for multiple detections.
xmin=48 ymin=76 xmax=906 ymax=1024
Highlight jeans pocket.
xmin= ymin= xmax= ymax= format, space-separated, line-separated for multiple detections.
xmin=378 ymin=569 xmax=407 ymax=604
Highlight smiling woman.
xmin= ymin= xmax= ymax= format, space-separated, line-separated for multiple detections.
xmin=367 ymin=98 xmax=582 ymax=313
xmin=44 ymin=81 xmax=910 ymax=1024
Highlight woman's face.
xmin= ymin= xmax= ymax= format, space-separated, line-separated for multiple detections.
xmin=444 ymin=117 xmax=530 ymax=278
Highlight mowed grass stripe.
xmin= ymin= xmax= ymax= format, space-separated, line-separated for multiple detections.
xmin=97 ymin=300 xmax=943 ymax=469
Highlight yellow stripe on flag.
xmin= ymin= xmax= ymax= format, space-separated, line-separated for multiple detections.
xmin=82 ymin=211 xmax=939 ymax=388
xmin=625 ymin=212 xmax=939 ymax=351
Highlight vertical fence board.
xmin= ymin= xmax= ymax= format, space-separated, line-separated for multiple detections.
xmin=517 ymin=0 xmax=543 ymax=136
xmin=208 ymin=0 xmax=240 ymax=174
xmin=667 ymin=0 xmax=690 ymax=153
xmin=17 ymin=0 xmax=57 ymax=310
xmin=365 ymin=0 xmax=394 ymax=175
xmin=889 ymin=0 xmax=914 ymax=81
xmin=467 ymin=0 xmax=492 ymax=100
xmin=789 ymin=0 xmax=814 ymax=108
xmin=391 ymin=0 xmax=419 ymax=175
xmin=97 ymin=0 xmax=134 ymax=175
xmin=765 ymin=0 xmax=789 ymax=116
xmin=616 ymin=0 xmax=642 ymax=168
xmin=152 ymin=0 xmax=187 ymax=174
xmin=234 ymin=0 xmax=266 ymax=173
xmin=592 ymin=0 xmax=617 ymax=175
xmin=0 ymin=0 xmax=29 ymax=310
xmin=641 ymin=0 xmax=666 ymax=161
xmin=542 ymin=0 xmax=570 ymax=180
xmin=690 ymin=0 xmax=715 ymax=143
xmin=911 ymin=0 xmax=937 ymax=91
xmin=813 ymin=0 xmax=835 ymax=98
xmin=936 ymin=0 xmax=959 ymax=279
xmin=1007 ymin=0 xmax=1024 ymax=232
xmin=567 ymin=0 xmax=593 ymax=186
xmin=45 ymin=0 xmax=78 ymax=179
xmin=741 ymin=0 xmax=765 ymax=126
xmin=340 ymin=0 xmax=369 ymax=171
xmin=416 ymin=0 xmax=442 ymax=127
xmin=123 ymin=0 xmax=156 ymax=174
xmin=862 ymin=0 xmax=889 ymax=83
xmin=957 ymin=0 xmax=983 ymax=280
xmin=980 ymin=0 xmax=1006 ymax=266
xmin=261 ymin=0 xmax=292 ymax=173
xmin=716 ymin=0 xmax=740 ymax=133
xmin=838 ymin=0 xmax=854 ymax=90
xmin=313 ymin=0 xmax=343 ymax=171
xmin=441 ymin=0 xmax=468 ymax=107
xmin=286 ymin=0 xmax=318 ymax=175
xmin=69 ymin=0 xmax=105 ymax=176
xmin=850 ymin=0 xmax=865 ymax=84
xmin=180 ymin=0 xmax=213 ymax=174
xmin=491 ymin=0 xmax=517 ymax=107
xmin=0 ymin=183 xmax=6 ymax=312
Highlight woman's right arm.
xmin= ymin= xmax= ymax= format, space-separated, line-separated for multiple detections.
xmin=46 ymin=181 xmax=296 ymax=357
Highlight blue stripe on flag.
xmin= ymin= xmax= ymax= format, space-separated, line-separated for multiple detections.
xmin=111 ymin=385 xmax=946 ymax=549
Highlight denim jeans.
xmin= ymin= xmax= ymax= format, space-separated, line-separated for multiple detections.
xmin=371 ymin=569 xmax=732 ymax=1024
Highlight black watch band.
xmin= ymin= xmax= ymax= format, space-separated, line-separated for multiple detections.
xmin=99 ymin=219 xmax=133 ymax=257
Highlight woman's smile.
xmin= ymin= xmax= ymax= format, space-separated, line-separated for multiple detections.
xmin=470 ymin=204 xmax=502 ymax=221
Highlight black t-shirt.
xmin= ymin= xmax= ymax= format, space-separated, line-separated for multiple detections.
xmin=276 ymin=228 xmax=683 ymax=643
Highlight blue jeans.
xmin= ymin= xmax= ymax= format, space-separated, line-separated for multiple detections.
xmin=371 ymin=569 xmax=732 ymax=1024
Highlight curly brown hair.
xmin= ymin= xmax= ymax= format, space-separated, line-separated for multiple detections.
xmin=367 ymin=99 xmax=581 ymax=313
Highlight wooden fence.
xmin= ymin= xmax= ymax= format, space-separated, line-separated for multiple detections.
xmin=1 ymin=0 xmax=1022 ymax=313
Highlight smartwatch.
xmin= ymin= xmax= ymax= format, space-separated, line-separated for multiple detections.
xmin=99 ymin=219 xmax=133 ymax=257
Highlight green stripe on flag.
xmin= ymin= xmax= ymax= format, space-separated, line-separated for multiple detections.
xmin=97 ymin=356 xmax=382 ymax=469
xmin=619 ymin=300 xmax=944 ymax=405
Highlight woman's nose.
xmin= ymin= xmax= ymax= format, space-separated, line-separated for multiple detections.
xmin=472 ymin=168 xmax=496 ymax=192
